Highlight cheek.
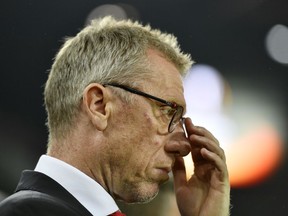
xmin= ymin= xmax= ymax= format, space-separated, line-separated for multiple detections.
xmin=110 ymin=107 xmax=162 ymax=164
xmin=125 ymin=117 xmax=162 ymax=163
xmin=142 ymin=111 xmax=158 ymax=131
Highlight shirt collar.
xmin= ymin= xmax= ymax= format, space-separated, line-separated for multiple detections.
xmin=35 ymin=155 xmax=119 ymax=216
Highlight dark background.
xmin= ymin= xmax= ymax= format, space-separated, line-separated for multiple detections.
xmin=1 ymin=0 xmax=288 ymax=215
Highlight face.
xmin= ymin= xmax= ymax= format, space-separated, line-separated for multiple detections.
xmin=105 ymin=49 xmax=190 ymax=203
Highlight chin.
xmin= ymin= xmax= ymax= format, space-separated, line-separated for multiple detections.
xmin=129 ymin=190 xmax=159 ymax=204
xmin=118 ymin=181 xmax=160 ymax=204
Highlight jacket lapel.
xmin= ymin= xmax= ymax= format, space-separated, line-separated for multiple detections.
xmin=16 ymin=170 xmax=93 ymax=216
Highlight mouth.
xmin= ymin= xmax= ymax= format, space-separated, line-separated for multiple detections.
xmin=150 ymin=162 xmax=174 ymax=183
xmin=155 ymin=166 xmax=172 ymax=181
xmin=159 ymin=167 xmax=172 ymax=173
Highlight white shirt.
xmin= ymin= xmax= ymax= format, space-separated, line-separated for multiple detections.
xmin=34 ymin=155 xmax=119 ymax=216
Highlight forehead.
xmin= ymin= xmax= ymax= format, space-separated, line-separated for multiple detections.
xmin=144 ymin=49 xmax=185 ymax=106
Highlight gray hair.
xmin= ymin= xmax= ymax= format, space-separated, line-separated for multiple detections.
xmin=44 ymin=16 xmax=192 ymax=142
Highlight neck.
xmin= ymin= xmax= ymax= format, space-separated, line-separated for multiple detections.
xmin=47 ymin=131 xmax=113 ymax=194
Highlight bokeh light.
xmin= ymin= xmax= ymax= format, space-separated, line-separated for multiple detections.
xmin=227 ymin=124 xmax=283 ymax=187
xmin=183 ymin=64 xmax=284 ymax=187
xmin=85 ymin=4 xmax=139 ymax=25
xmin=265 ymin=24 xmax=288 ymax=65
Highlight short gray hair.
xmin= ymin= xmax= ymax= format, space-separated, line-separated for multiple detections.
xmin=44 ymin=16 xmax=192 ymax=142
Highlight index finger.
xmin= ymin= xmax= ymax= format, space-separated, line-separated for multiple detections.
xmin=184 ymin=118 xmax=219 ymax=144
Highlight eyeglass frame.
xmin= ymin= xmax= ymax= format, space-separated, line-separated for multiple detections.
xmin=103 ymin=83 xmax=185 ymax=133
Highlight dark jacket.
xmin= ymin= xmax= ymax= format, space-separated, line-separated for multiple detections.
xmin=0 ymin=170 xmax=93 ymax=216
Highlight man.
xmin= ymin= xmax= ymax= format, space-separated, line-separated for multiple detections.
xmin=0 ymin=16 xmax=230 ymax=215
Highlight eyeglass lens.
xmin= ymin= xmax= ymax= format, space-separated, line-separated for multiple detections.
xmin=168 ymin=107 xmax=184 ymax=132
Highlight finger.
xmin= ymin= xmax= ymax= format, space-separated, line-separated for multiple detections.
xmin=200 ymin=148 xmax=228 ymax=179
xmin=190 ymin=135 xmax=225 ymax=161
xmin=172 ymin=157 xmax=187 ymax=188
xmin=183 ymin=117 xmax=194 ymax=135
xmin=184 ymin=118 xmax=219 ymax=146
xmin=184 ymin=118 xmax=225 ymax=161
xmin=191 ymin=126 xmax=219 ymax=145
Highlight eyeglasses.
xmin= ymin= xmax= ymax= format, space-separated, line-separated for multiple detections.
xmin=103 ymin=83 xmax=184 ymax=133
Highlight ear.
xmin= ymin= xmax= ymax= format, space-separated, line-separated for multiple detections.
xmin=82 ymin=83 xmax=111 ymax=131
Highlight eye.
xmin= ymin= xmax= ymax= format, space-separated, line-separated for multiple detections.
xmin=160 ymin=106 xmax=176 ymax=117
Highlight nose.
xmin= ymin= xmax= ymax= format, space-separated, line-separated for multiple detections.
xmin=164 ymin=130 xmax=191 ymax=157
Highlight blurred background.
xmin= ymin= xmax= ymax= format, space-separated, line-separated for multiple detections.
xmin=0 ymin=0 xmax=287 ymax=215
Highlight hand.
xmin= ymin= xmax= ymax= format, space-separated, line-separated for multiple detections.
xmin=172 ymin=118 xmax=230 ymax=216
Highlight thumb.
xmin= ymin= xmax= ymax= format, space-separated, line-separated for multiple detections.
xmin=172 ymin=157 xmax=187 ymax=188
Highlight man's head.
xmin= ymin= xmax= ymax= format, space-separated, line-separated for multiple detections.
xmin=45 ymin=16 xmax=192 ymax=142
xmin=44 ymin=16 xmax=192 ymax=203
